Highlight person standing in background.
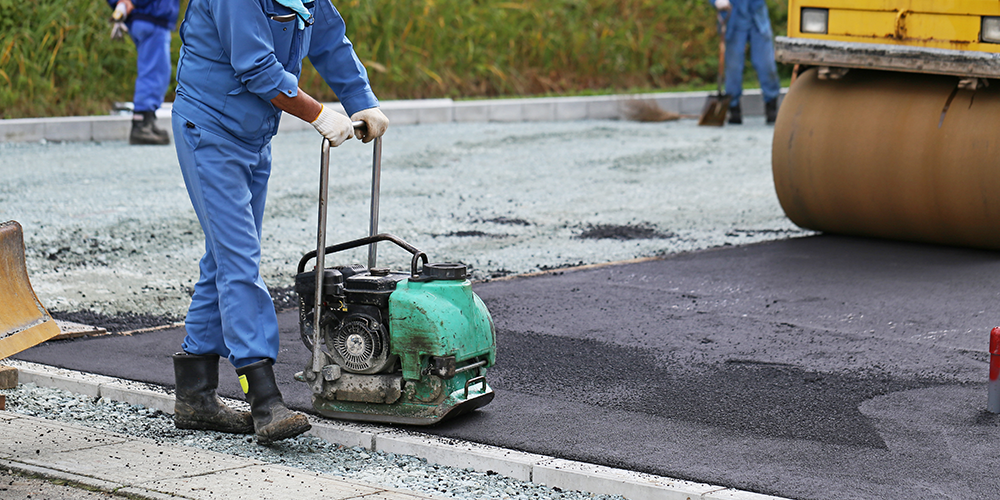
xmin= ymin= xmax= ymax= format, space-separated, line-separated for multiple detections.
xmin=712 ymin=0 xmax=781 ymax=124
xmin=109 ymin=0 xmax=179 ymax=145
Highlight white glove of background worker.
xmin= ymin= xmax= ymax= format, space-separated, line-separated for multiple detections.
xmin=110 ymin=2 xmax=129 ymax=40
xmin=310 ymin=104 xmax=354 ymax=146
xmin=714 ymin=0 xmax=731 ymax=11
xmin=350 ymin=108 xmax=389 ymax=143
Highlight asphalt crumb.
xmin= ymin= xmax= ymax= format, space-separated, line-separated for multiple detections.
xmin=478 ymin=217 xmax=532 ymax=226
xmin=49 ymin=287 xmax=299 ymax=333
xmin=576 ymin=223 xmax=674 ymax=240
xmin=439 ymin=230 xmax=508 ymax=238
xmin=490 ymin=330 xmax=939 ymax=448
xmin=49 ymin=310 xmax=180 ymax=334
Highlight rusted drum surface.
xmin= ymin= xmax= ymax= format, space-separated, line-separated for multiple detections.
xmin=773 ymin=68 xmax=1000 ymax=250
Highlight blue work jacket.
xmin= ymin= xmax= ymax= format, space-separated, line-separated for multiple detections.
xmin=173 ymin=0 xmax=378 ymax=147
xmin=710 ymin=0 xmax=773 ymax=37
xmin=107 ymin=0 xmax=179 ymax=30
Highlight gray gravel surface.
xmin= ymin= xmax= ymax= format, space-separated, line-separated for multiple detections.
xmin=1 ymin=384 xmax=626 ymax=500
xmin=0 ymin=119 xmax=805 ymax=318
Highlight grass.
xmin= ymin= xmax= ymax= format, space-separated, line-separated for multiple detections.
xmin=2 ymin=0 xmax=788 ymax=119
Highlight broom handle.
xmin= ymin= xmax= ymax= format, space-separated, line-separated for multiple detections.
xmin=717 ymin=13 xmax=728 ymax=95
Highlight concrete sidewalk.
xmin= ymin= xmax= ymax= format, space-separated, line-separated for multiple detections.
xmin=0 ymin=410 xmax=441 ymax=500
xmin=0 ymin=90 xmax=781 ymax=143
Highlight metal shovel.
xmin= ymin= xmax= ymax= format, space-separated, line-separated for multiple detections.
xmin=698 ymin=13 xmax=732 ymax=127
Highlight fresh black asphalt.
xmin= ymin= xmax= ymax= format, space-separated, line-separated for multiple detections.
xmin=17 ymin=234 xmax=1000 ymax=499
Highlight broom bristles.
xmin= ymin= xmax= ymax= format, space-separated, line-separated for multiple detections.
xmin=621 ymin=99 xmax=682 ymax=122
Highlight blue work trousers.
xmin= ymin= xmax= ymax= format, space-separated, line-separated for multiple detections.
xmin=129 ymin=19 xmax=172 ymax=113
xmin=172 ymin=114 xmax=279 ymax=368
xmin=724 ymin=15 xmax=781 ymax=108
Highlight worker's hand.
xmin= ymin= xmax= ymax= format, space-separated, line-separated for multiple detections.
xmin=714 ymin=0 xmax=731 ymax=11
xmin=350 ymin=108 xmax=389 ymax=143
xmin=310 ymin=104 xmax=354 ymax=147
xmin=110 ymin=0 xmax=131 ymax=39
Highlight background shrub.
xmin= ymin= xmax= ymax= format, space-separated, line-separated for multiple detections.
xmin=1 ymin=0 xmax=787 ymax=119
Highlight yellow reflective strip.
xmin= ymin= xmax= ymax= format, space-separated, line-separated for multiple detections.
xmin=239 ymin=374 xmax=249 ymax=394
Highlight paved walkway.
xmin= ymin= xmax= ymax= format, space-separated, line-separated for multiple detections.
xmin=0 ymin=410 xmax=441 ymax=500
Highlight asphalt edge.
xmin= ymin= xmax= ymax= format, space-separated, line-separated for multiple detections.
xmin=3 ymin=359 xmax=788 ymax=500
xmin=0 ymin=89 xmax=785 ymax=144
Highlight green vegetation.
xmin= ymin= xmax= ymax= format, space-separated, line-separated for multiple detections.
xmin=1 ymin=0 xmax=787 ymax=119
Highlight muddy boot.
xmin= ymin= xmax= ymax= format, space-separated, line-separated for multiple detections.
xmin=236 ymin=359 xmax=311 ymax=445
xmin=728 ymin=103 xmax=742 ymax=125
xmin=765 ymin=99 xmax=779 ymax=125
xmin=173 ymin=353 xmax=254 ymax=433
xmin=130 ymin=111 xmax=170 ymax=145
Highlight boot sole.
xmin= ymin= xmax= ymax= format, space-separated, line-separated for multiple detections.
xmin=256 ymin=420 xmax=312 ymax=445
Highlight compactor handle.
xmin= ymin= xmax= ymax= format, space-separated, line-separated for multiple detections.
xmin=310 ymin=125 xmax=381 ymax=380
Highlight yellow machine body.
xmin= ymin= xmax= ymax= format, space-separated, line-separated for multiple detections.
xmin=773 ymin=1 xmax=1000 ymax=249
xmin=787 ymin=0 xmax=1000 ymax=53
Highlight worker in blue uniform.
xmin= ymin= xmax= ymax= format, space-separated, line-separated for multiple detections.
xmin=170 ymin=0 xmax=389 ymax=444
xmin=712 ymin=0 xmax=781 ymax=124
xmin=108 ymin=0 xmax=179 ymax=145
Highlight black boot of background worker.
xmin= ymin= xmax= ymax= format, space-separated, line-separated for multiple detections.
xmin=173 ymin=353 xmax=254 ymax=433
xmin=130 ymin=111 xmax=170 ymax=145
xmin=728 ymin=103 xmax=742 ymax=125
xmin=765 ymin=99 xmax=779 ymax=124
xmin=236 ymin=359 xmax=311 ymax=444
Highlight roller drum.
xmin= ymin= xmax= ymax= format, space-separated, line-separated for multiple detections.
xmin=772 ymin=68 xmax=1000 ymax=250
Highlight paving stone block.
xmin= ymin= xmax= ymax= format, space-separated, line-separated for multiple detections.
xmin=0 ymin=120 xmax=45 ymax=142
xmin=375 ymin=431 xmax=541 ymax=481
xmin=523 ymin=101 xmax=556 ymax=121
xmin=554 ymin=99 xmax=589 ymax=121
xmin=533 ymin=458 xmax=727 ymax=500
xmin=44 ymin=117 xmax=94 ymax=142
xmin=141 ymin=464 xmax=379 ymax=500
xmin=453 ymin=102 xmax=490 ymax=122
xmin=0 ymin=414 xmax=128 ymax=458
xmin=489 ymin=102 xmax=524 ymax=122
xmin=0 ymin=365 xmax=17 ymax=389
xmin=307 ymin=420 xmax=377 ymax=450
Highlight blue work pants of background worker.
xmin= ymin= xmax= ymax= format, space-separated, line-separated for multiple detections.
xmin=172 ymin=119 xmax=279 ymax=370
xmin=722 ymin=0 xmax=781 ymax=123
xmin=129 ymin=19 xmax=172 ymax=118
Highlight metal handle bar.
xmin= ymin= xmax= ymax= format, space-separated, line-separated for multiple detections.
xmin=298 ymin=232 xmax=428 ymax=277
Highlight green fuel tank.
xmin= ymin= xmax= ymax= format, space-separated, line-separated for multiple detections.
xmin=389 ymin=272 xmax=496 ymax=381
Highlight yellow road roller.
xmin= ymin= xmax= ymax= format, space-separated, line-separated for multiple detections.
xmin=773 ymin=0 xmax=1000 ymax=249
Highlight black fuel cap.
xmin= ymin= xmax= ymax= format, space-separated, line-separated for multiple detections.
xmin=420 ymin=262 xmax=467 ymax=281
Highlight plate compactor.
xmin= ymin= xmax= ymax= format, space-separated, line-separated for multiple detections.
xmin=294 ymin=129 xmax=496 ymax=425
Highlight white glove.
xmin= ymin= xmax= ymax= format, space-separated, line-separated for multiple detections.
xmin=310 ymin=104 xmax=354 ymax=147
xmin=110 ymin=2 xmax=129 ymax=39
xmin=112 ymin=2 xmax=128 ymax=20
xmin=350 ymin=108 xmax=389 ymax=143
xmin=714 ymin=0 xmax=731 ymax=11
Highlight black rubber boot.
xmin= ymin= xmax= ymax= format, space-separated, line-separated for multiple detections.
xmin=765 ymin=99 xmax=779 ymax=125
xmin=173 ymin=353 xmax=254 ymax=433
xmin=130 ymin=111 xmax=170 ymax=145
xmin=728 ymin=103 xmax=742 ymax=125
xmin=236 ymin=359 xmax=311 ymax=445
